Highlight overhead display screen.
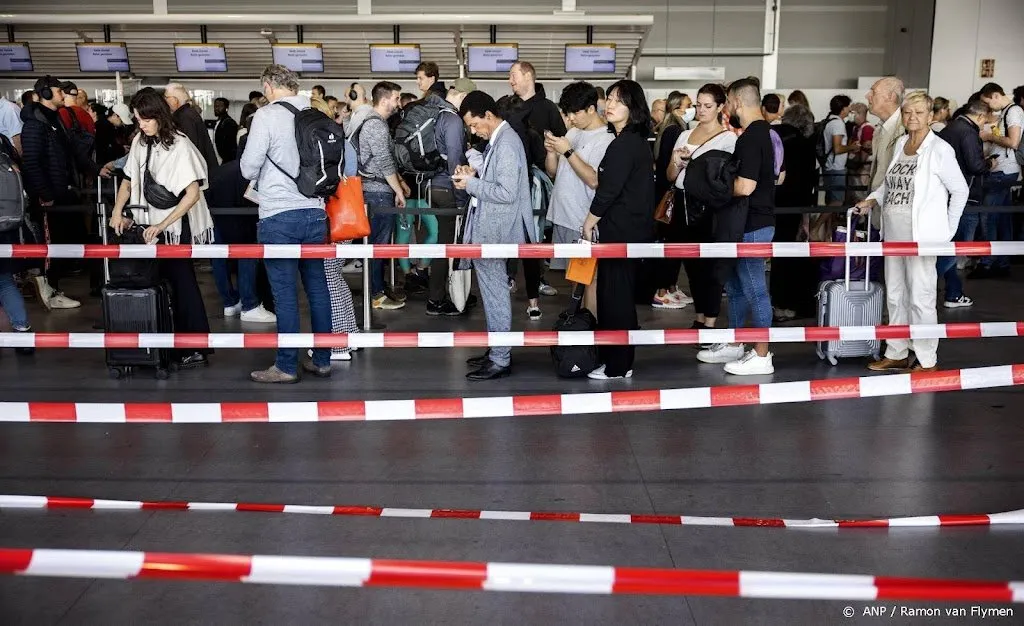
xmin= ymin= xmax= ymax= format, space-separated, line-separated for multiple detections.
xmin=369 ymin=44 xmax=421 ymax=73
xmin=0 ymin=43 xmax=33 ymax=72
xmin=564 ymin=44 xmax=617 ymax=74
xmin=272 ymin=44 xmax=324 ymax=73
xmin=76 ymin=43 xmax=131 ymax=73
xmin=174 ymin=43 xmax=228 ymax=73
xmin=467 ymin=44 xmax=519 ymax=74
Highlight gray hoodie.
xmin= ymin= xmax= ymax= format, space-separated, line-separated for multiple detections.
xmin=347 ymin=104 xmax=396 ymax=195
xmin=239 ymin=95 xmax=324 ymax=219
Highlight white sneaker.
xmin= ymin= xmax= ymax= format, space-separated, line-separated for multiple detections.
xmin=668 ymin=288 xmax=694 ymax=305
xmin=47 ymin=293 xmax=81 ymax=310
xmin=224 ymin=302 xmax=243 ymax=317
xmin=527 ymin=306 xmax=542 ymax=321
xmin=34 ymin=276 xmax=54 ymax=309
xmin=652 ymin=292 xmax=685 ymax=309
xmin=240 ymin=304 xmax=277 ymax=324
xmin=723 ymin=350 xmax=775 ymax=376
xmin=943 ymin=295 xmax=974 ymax=309
xmin=696 ymin=343 xmax=746 ymax=364
xmin=587 ymin=364 xmax=634 ymax=380
xmin=308 ymin=349 xmax=352 ymax=362
xmin=341 ymin=260 xmax=363 ymax=274
xmin=538 ymin=282 xmax=559 ymax=297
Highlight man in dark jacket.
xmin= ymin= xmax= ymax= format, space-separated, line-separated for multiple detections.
xmin=937 ymin=98 xmax=991 ymax=308
xmin=212 ymin=97 xmax=238 ymax=165
xmin=164 ymin=82 xmax=218 ymax=172
xmin=20 ymin=75 xmax=93 ymax=310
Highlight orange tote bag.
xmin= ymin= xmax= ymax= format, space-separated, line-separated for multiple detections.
xmin=326 ymin=176 xmax=371 ymax=242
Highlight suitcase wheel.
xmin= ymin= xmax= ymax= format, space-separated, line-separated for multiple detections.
xmin=828 ymin=355 xmax=838 ymax=366
xmin=155 ymin=368 xmax=170 ymax=380
xmin=108 ymin=367 xmax=125 ymax=380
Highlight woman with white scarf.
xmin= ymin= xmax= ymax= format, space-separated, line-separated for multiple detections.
xmin=855 ymin=91 xmax=968 ymax=373
xmin=110 ymin=88 xmax=215 ymax=370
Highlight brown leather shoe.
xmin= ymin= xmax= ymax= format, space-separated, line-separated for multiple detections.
xmin=867 ymin=357 xmax=911 ymax=372
xmin=250 ymin=365 xmax=300 ymax=384
xmin=301 ymin=359 xmax=332 ymax=378
xmin=910 ymin=364 xmax=938 ymax=373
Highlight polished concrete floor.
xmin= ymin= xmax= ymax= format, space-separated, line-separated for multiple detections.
xmin=1 ymin=264 xmax=1023 ymax=625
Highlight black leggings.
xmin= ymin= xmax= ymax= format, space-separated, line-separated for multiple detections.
xmin=159 ymin=216 xmax=211 ymax=358
xmin=597 ymin=258 xmax=638 ymax=376
xmin=680 ymin=214 xmax=721 ymax=318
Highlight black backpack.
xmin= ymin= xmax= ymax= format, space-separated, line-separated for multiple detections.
xmin=813 ymin=114 xmax=838 ymax=169
xmin=550 ymin=283 xmax=599 ymax=378
xmin=0 ymin=149 xmax=25 ymax=233
xmin=393 ymin=99 xmax=455 ymax=175
xmin=270 ymin=101 xmax=345 ymax=198
xmin=66 ymin=108 xmax=97 ymax=166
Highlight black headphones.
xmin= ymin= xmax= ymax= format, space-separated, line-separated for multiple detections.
xmin=348 ymin=82 xmax=359 ymax=101
xmin=37 ymin=75 xmax=55 ymax=101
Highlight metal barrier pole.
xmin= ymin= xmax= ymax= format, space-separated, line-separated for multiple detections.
xmin=362 ymin=231 xmax=372 ymax=331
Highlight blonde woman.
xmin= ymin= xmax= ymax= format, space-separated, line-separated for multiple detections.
xmin=855 ymin=92 xmax=968 ymax=372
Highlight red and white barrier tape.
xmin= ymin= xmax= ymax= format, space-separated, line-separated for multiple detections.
xmin=2 ymin=364 xmax=1020 ymax=423
xmin=5 ymin=494 xmax=1021 ymax=529
xmin=1 ymin=547 xmax=1022 ymax=601
xmin=2 ymin=322 xmax=1022 ymax=349
xmin=1 ymin=241 xmax=1020 ymax=259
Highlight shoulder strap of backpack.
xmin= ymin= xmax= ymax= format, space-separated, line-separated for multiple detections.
xmin=276 ymin=101 xmax=300 ymax=116
xmin=266 ymin=101 xmax=304 ymax=182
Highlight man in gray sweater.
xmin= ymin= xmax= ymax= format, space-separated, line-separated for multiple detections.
xmin=349 ymin=81 xmax=409 ymax=310
xmin=240 ymin=64 xmax=333 ymax=384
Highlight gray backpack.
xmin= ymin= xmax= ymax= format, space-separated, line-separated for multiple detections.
xmin=0 ymin=151 xmax=25 ymax=232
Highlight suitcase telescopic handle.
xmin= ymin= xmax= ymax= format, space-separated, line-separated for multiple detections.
xmin=844 ymin=207 xmax=875 ymax=291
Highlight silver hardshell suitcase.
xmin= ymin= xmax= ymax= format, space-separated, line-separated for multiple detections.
xmin=816 ymin=207 xmax=884 ymax=365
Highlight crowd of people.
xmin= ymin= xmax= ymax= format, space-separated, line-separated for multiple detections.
xmin=0 ymin=62 xmax=1021 ymax=381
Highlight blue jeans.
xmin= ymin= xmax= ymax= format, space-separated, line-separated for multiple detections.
xmin=211 ymin=226 xmax=259 ymax=311
xmin=981 ymin=172 xmax=1018 ymax=269
xmin=365 ymin=190 xmax=395 ymax=297
xmin=0 ymin=273 xmax=29 ymax=329
xmin=824 ymin=170 xmax=846 ymax=204
xmin=257 ymin=209 xmax=332 ymax=375
xmin=938 ymin=211 xmax=981 ymax=301
xmin=725 ymin=226 xmax=775 ymax=329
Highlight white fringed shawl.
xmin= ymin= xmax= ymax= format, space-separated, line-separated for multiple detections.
xmin=124 ymin=131 xmax=215 ymax=244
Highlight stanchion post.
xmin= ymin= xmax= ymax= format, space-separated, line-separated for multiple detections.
xmin=362 ymin=231 xmax=372 ymax=331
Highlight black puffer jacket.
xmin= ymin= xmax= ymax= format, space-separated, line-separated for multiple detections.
xmin=19 ymin=103 xmax=76 ymax=204
xmin=938 ymin=115 xmax=988 ymax=205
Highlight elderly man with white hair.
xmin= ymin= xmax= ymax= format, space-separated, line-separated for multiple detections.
xmin=866 ymin=76 xmax=906 ymax=192
xmin=164 ymin=82 xmax=218 ymax=171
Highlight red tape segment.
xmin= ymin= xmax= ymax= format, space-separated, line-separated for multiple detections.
xmin=2 ymin=364 xmax=1020 ymax=423
xmin=0 ymin=547 xmax=1022 ymax=601
xmin=3 ymin=495 xmax=1021 ymax=530
xmin=2 ymin=322 xmax=1022 ymax=349
xmin=0 ymin=241 xmax=1017 ymax=259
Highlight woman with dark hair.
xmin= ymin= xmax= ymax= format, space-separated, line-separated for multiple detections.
xmin=109 ymin=88 xmax=215 ymax=370
xmin=665 ymin=83 xmax=735 ymax=332
xmin=787 ymin=89 xmax=810 ymax=110
xmin=582 ymin=80 xmax=656 ymax=380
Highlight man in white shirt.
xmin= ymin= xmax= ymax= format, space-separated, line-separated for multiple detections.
xmin=0 ymin=95 xmax=22 ymax=155
xmin=866 ymin=76 xmax=905 ymax=193
xmin=543 ymin=82 xmax=614 ymax=278
xmin=973 ymin=82 xmax=1023 ymax=278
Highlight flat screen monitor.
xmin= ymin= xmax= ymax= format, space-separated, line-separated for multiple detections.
xmin=174 ymin=43 xmax=228 ymax=73
xmin=272 ymin=43 xmax=324 ymax=73
xmin=466 ymin=44 xmax=518 ymax=74
xmin=564 ymin=44 xmax=617 ymax=74
xmin=0 ymin=43 xmax=33 ymax=72
xmin=369 ymin=44 xmax=421 ymax=73
xmin=76 ymin=43 xmax=131 ymax=73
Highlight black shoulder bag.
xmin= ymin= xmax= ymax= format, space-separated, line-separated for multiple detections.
xmin=143 ymin=142 xmax=186 ymax=210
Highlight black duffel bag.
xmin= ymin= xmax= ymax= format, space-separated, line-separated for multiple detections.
xmin=107 ymin=206 xmax=161 ymax=288
xmin=550 ymin=283 xmax=599 ymax=378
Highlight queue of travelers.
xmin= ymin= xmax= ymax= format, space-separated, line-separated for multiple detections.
xmin=0 ymin=64 xmax=1020 ymax=381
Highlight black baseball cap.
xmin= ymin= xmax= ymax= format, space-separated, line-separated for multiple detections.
xmin=34 ymin=75 xmax=62 ymax=93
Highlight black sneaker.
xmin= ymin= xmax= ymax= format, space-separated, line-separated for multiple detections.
xmin=178 ymin=352 xmax=209 ymax=370
xmin=692 ymin=321 xmax=714 ymax=350
xmin=426 ymin=299 xmax=461 ymax=316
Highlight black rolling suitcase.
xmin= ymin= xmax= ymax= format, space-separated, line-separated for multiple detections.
xmin=99 ymin=201 xmax=175 ymax=379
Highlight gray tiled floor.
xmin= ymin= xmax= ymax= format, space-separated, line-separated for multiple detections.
xmin=1 ymin=267 xmax=1022 ymax=624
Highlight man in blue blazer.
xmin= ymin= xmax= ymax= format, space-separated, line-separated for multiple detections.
xmin=454 ymin=91 xmax=536 ymax=380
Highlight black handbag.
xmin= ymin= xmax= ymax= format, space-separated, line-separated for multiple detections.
xmin=143 ymin=142 xmax=186 ymax=210
xmin=107 ymin=207 xmax=161 ymax=288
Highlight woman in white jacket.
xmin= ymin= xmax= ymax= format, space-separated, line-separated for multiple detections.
xmin=855 ymin=91 xmax=968 ymax=372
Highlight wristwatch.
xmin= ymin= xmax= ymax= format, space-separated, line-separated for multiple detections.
xmin=563 ymin=148 xmax=575 ymax=159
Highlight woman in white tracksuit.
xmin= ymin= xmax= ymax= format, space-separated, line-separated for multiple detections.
xmin=856 ymin=91 xmax=968 ymax=372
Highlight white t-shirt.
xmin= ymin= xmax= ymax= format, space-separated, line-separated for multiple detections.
xmin=547 ymin=126 xmax=615 ymax=230
xmin=823 ymin=116 xmax=848 ymax=171
xmin=0 ymin=97 xmax=21 ymax=143
xmin=672 ymin=128 xmax=738 ymax=190
xmin=988 ymin=104 xmax=1023 ymax=175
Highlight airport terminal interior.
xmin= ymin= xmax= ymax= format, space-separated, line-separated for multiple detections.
xmin=1 ymin=0 xmax=1024 ymax=623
